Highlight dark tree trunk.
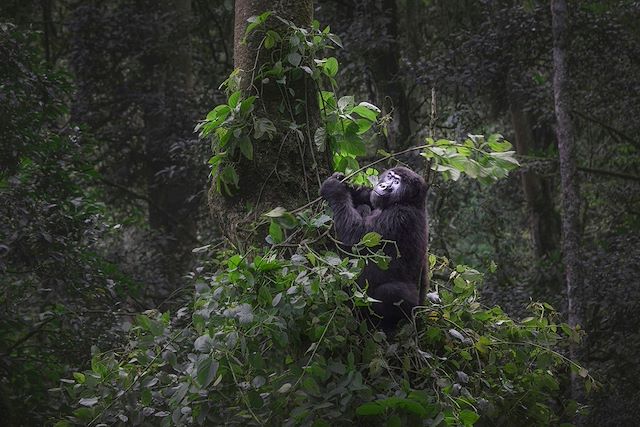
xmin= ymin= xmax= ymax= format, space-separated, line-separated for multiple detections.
xmin=209 ymin=0 xmax=324 ymax=245
xmin=510 ymin=104 xmax=561 ymax=259
xmin=552 ymin=0 xmax=581 ymax=328
xmin=368 ymin=0 xmax=411 ymax=151
xmin=142 ymin=0 xmax=198 ymax=247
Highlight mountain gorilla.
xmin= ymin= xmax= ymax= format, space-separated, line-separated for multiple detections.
xmin=320 ymin=167 xmax=429 ymax=332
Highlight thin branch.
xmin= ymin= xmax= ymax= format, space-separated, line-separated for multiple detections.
xmin=572 ymin=110 xmax=639 ymax=148
xmin=577 ymin=165 xmax=640 ymax=182
xmin=3 ymin=316 xmax=57 ymax=355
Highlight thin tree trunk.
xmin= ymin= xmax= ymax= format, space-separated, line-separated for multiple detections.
xmin=552 ymin=0 xmax=580 ymax=328
xmin=368 ymin=0 xmax=410 ymax=151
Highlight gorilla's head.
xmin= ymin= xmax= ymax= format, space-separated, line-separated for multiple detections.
xmin=370 ymin=167 xmax=428 ymax=209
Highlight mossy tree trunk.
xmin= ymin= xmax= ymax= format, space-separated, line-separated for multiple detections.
xmin=209 ymin=0 xmax=325 ymax=246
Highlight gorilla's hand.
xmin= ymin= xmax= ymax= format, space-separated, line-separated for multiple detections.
xmin=349 ymin=185 xmax=373 ymax=206
xmin=320 ymin=172 xmax=348 ymax=201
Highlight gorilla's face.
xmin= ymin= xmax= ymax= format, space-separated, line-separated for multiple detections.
xmin=371 ymin=169 xmax=403 ymax=207
xmin=370 ymin=167 xmax=427 ymax=209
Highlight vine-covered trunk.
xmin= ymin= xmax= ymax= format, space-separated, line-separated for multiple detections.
xmin=209 ymin=0 xmax=325 ymax=245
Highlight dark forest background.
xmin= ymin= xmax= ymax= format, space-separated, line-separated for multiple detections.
xmin=1 ymin=0 xmax=639 ymax=426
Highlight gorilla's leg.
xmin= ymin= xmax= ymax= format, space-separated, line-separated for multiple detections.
xmin=369 ymin=282 xmax=418 ymax=333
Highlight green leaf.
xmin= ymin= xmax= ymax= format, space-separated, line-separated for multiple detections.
xmin=287 ymin=52 xmax=302 ymax=67
xmin=73 ymin=408 xmax=94 ymax=421
xmin=489 ymin=151 xmax=520 ymax=167
xmin=244 ymin=11 xmax=272 ymax=38
xmin=247 ymin=390 xmax=264 ymax=408
xmin=338 ymin=133 xmax=366 ymax=157
xmin=328 ymin=33 xmax=343 ymax=48
xmin=487 ymin=134 xmax=512 ymax=152
xmin=337 ymin=95 xmax=354 ymax=111
xmin=323 ymin=57 xmax=338 ymax=77
xmin=206 ymin=104 xmax=231 ymax=126
xmin=253 ymin=117 xmax=276 ymax=139
xmin=356 ymin=402 xmax=385 ymax=416
xmin=269 ymin=221 xmax=283 ymax=243
xmin=240 ymin=96 xmax=256 ymax=115
xmin=264 ymin=207 xmax=287 ymax=217
xmin=73 ymin=372 xmax=85 ymax=384
xmin=459 ymin=409 xmax=480 ymax=426
xmin=360 ymin=232 xmax=382 ymax=247
xmin=228 ymin=91 xmax=241 ymax=109
xmin=238 ymin=135 xmax=253 ymax=160
xmin=318 ymin=90 xmax=336 ymax=109
xmin=196 ymin=357 xmax=219 ymax=388
xmin=352 ymin=104 xmax=379 ymax=122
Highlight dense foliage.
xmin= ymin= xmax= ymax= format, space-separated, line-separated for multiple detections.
xmin=0 ymin=24 xmax=122 ymax=422
xmin=56 ymin=224 xmax=588 ymax=426
xmin=1 ymin=1 xmax=638 ymax=426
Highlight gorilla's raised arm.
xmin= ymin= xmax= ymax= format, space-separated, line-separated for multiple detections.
xmin=320 ymin=174 xmax=369 ymax=246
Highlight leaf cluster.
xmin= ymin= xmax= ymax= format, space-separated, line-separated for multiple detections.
xmin=198 ymin=14 xmax=381 ymax=194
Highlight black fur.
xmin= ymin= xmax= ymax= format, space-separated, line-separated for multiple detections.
xmin=320 ymin=167 xmax=429 ymax=332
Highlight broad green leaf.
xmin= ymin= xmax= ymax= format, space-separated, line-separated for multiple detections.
xmin=73 ymin=372 xmax=85 ymax=384
xmin=287 ymin=52 xmax=302 ymax=67
xmin=244 ymin=11 xmax=272 ymax=37
xmin=228 ymin=91 xmax=241 ymax=109
xmin=237 ymin=135 xmax=253 ymax=160
xmin=487 ymin=134 xmax=512 ymax=152
xmin=240 ymin=96 xmax=256 ymax=115
xmin=247 ymin=390 xmax=264 ymax=408
xmin=269 ymin=220 xmax=283 ymax=243
xmin=352 ymin=105 xmax=378 ymax=122
xmin=264 ymin=207 xmax=287 ymax=217
xmin=459 ymin=409 xmax=480 ymax=426
xmin=356 ymin=402 xmax=385 ymax=416
xmin=328 ymin=33 xmax=343 ymax=48
xmin=323 ymin=57 xmax=338 ymax=77
xmin=337 ymin=95 xmax=354 ymax=111
xmin=360 ymin=232 xmax=381 ymax=247
xmin=253 ymin=117 xmax=276 ymax=139
xmin=196 ymin=357 xmax=219 ymax=388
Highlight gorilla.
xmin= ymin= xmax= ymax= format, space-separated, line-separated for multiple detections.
xmin=320 ymin=167 xmax=429 ymax=332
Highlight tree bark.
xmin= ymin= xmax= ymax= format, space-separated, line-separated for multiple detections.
xmin=552 ymin=0 xmax=581 ymax=329
xmin=368 ymin=0 xmax=411 ymax=151
xmin=509 ymin=104 xmax=561 ymax=259
xmin=209 ymin=0 xmax=323 ymax=245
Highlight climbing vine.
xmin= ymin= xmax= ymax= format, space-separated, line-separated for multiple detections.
xmin=196 ymin=12 xmax=381 ymax=194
